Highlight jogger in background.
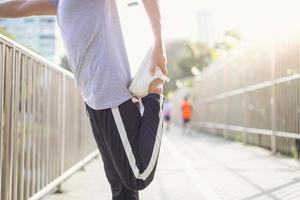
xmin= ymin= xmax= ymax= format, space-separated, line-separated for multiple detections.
xmin=163 ymin=100 xmax=173 ymax=131
xmin=181 ymin=96 xmax=193 ymax=134
xmin=0 ymin=0 xmax=168 ymax=199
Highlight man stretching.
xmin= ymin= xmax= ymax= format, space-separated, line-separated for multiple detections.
xmin=0 ymin=0 xmax=167 ymax=199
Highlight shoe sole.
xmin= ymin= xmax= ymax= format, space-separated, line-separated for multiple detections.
xmin=129 ymin=46 xmax=169 ymax=97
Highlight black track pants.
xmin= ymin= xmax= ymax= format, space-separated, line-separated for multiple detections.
xmin=85 ymin=94 xmax=164 ymax=200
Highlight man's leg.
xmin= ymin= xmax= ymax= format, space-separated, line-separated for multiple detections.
xmin=111 ymin=93 xmax=164 ymax=190
xmin=86 ymin=105 xmax=139 ymax=200
xmin=86 ymin=93 xmax=163 ymax=191
xmin=187 ymin=119 xmax=191 ymax=135
xmin=165 ymin=116 xmax=170 ymax=131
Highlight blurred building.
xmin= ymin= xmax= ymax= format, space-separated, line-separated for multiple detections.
xmin=0 ymin=14 xmax=62 ymax=62
xmin=196 ymin=11 xmax=216 ymax=47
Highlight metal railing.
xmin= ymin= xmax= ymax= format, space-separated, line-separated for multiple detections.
xmin=191 ymin=40 xmax=300 ymax=156
xmin=0 ymin=34 xmax=98 ymax=200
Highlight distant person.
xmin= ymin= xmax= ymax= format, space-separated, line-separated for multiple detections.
xmin=0 ymin=0 xmax=168 ymax=199
xmin=181 ymin=96 xmax=192 ymax=134
xmin=163 ymin=100 xmax=173 ymax=131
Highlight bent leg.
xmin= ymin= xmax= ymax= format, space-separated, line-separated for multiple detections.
xmin=111 ymin=94 xmax=164 ymax=190
xmin=88 ymin=94 xmax=164 ymax=191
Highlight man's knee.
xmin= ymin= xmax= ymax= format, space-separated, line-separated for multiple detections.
xmin=122 ymin=179 xmax=145 ymax=191
xmin=122 ymin=174 xmax=154 ymax=191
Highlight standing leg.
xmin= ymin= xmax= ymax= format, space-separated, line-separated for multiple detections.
xmin=165 ymin=116 xmax=170 ymax=131
xmin=182 ymin=119 xmax=186 ymax=134
xmin=86 ymin=104 xmax=139 ymax=200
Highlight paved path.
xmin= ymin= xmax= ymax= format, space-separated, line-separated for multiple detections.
xmin=43 ymin=125 xmax=300 ymax=200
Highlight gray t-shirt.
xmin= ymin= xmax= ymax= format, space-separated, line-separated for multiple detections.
xmin=51 ymin=0 xmax=132 ymax=109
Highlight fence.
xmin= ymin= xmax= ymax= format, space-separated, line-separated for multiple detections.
xmin=191 ymin=40 xmax=300 ymax=156
xmin=0 ymin=35 xmax=98 ymax=200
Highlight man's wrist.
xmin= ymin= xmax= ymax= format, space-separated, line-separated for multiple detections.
xmin=154 ymin=35 xmax=163 ymax=44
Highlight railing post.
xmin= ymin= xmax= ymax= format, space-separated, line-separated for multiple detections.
xmin=58 ymin=74 xmax=66 ymax=193
xmin=242 ymin=98 xmax=247 ymax=144
xmin=3 ymin=44 xmax=14 ymax=200
xmin=30 ymin=60 xmax=37 ymax=196
xmin=24 ymin=56 xmax=33 ymax=199
xmin=270 ymin=40 xmax=277 ymax=154
xmin=11 ymin=47 xmax=20 ymax=200
xmin=242 ymin=42 xmax=248 ymax=144
xmin=0 ymin=34 xmax=98 ymax=200
xmin=223 ymin=69 xmax=229 ymax=139
xmin=0 ymin=41 xmax=4 ymax=200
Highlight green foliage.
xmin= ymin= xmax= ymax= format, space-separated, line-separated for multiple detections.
xmin=60 ymin=55 xmax=72 ymax=72
xmin=0 ymin=27 xmax=37 ymax=52
xmin=165 ymin=40 xmax=211 ymax=92
xmin=234 ymin=133 xmax=243 ymax=143
xmin=225 ymin=29 xmax=242 ymax=40
xmin=224 ymin=29 xmax=242 ymax=49
xmin=0 ymin=27 xmax=15 ymax=40
xmin=290 ymin=146 xmax=298 ymax=159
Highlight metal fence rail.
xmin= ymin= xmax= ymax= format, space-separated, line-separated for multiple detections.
xmin=0 ymin=35 xmax=98 ymax=200
xmin=191 ymin=40 xmax=300 ymax=156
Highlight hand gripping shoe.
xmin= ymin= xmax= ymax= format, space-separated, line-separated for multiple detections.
xmin=129 ymin=46 xmax=170 ymax=97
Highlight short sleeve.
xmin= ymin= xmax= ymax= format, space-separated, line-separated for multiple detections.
xmin=50 ymin=0 xmax=59 ymax=7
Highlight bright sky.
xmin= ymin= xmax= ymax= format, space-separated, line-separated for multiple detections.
xmin=161 ymin=0 xmax=300 ymax=40
xmin=118 ymin=0 xmax=300 ymax=74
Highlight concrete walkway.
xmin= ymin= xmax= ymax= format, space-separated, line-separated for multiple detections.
xmin=43 ymin=125 xmax=300 ymax=200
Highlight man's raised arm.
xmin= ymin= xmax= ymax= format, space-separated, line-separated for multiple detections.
xmin=0 ymin=0 xmax=56 ymax=18
xmin=142 ymin=0 xmax=168 ymax=76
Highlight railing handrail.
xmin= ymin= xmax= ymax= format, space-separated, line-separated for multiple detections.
xmin=0 ymin=33 xmax=74 ymax=78
xmin=172 ymin=39 xmax=300 ymax=156
xmin=0 ymin=33 xmax=97 ymax=200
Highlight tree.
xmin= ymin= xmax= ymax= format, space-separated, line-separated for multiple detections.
xmin=164 ymin=40 xmax=211 ymax=92
xmin=0 ymin=27 xmax=15 ymax=40
xmin=60 ymin=55 xmax=72 ymax=72
xmin=224 ymin=29 xmax=242 ymax=49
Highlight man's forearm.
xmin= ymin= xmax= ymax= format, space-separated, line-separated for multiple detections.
xmin=142 ymin=0 xmax=163 ymax=42
xmin=0 ymin=1 xmax=56 ymax=18
xmin=0 ymin=1 xmax=25 ymax=18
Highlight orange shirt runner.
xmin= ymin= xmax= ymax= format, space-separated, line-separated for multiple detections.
xmin=181 ymin=101 xmax=192 ymax=120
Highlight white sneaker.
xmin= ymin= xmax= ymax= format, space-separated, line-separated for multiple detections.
xmin=129 ymin=46 xmax=169 ymax=97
